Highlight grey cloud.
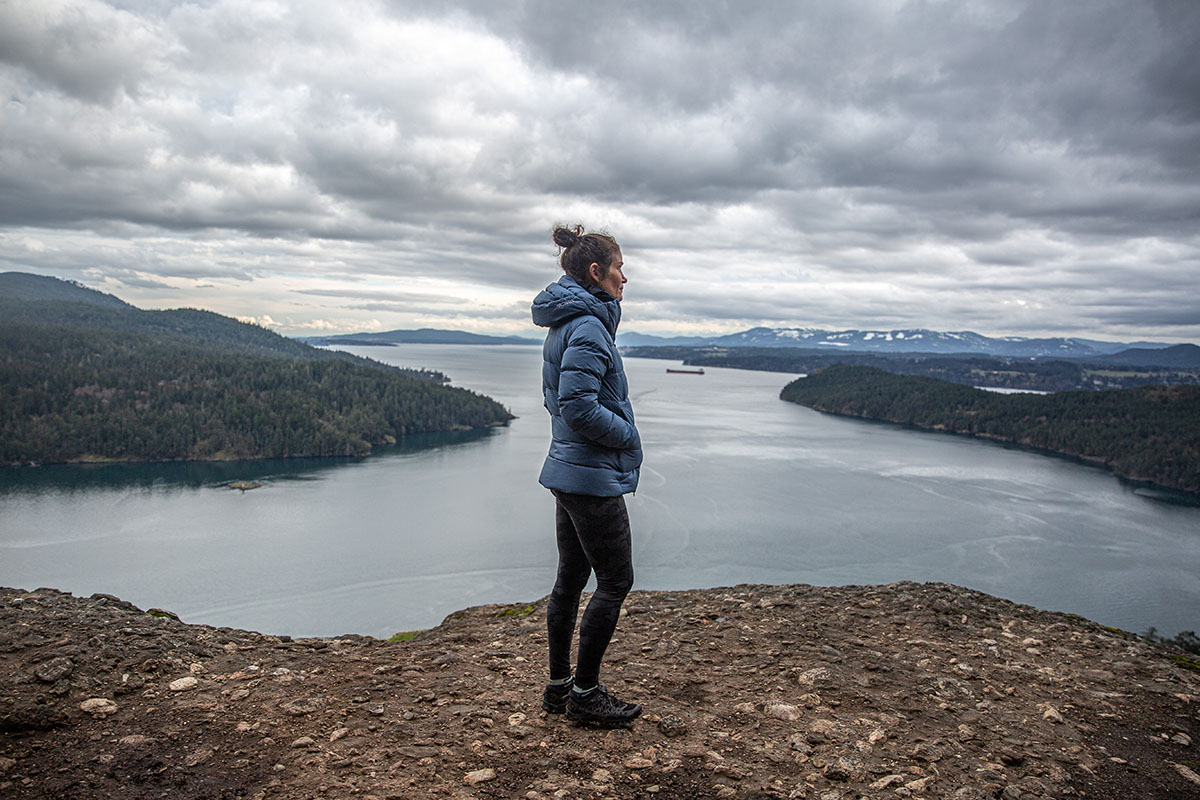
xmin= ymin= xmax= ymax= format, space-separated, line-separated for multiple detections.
xmin=0 ymin=0 xmax=1198 ymax=341
xmin=294 ymin=288 xmax=468 ymax=306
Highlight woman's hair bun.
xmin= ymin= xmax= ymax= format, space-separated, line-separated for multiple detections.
xmin=552 ymin=224 xmax=584 ymax=249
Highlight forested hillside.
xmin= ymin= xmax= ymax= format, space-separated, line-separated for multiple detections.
xmin=780 ymin=365 xmax=1200 ymax=493
xmin=625 ymin=346 xmax=1200 ymax=392
xmin=0 ymin=274 xmax=512 ymax=465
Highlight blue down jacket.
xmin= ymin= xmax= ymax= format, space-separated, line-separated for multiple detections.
xmin=532 ymin=275 xmax=642 ymax=496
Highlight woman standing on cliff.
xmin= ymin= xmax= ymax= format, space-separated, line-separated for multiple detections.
xmin=531 ymin=225 xmax=643 ymax=726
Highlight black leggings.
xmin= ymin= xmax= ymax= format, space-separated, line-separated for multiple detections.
xmin=546 ymin=490 xmax=634 ymax=689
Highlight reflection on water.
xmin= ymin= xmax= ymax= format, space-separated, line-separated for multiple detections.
xmin=2 ymin=344 xmax=1198 ymax=641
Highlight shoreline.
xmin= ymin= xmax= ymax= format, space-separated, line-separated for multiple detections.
xmin=787 ymin=401 xmax=1200 ymax=500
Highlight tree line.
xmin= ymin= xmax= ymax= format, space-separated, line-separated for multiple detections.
xmin=1 ymin=321 xmax=512 ymax=465
xmin=780 ymin=365 xmax=1200 ymax=494
xmin=624 ymin=346 xmax=1200 ymax=392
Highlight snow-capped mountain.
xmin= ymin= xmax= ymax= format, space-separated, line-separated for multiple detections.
xmin=617 ymin=327 xmax=1172 ymax=358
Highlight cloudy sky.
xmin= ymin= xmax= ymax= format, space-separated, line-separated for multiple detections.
xmin=1 ymin=0 xmax=1198 ymax=341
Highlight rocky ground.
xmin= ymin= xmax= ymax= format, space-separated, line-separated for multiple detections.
xmin=1 ymin=582 xmax=1198 ymax=800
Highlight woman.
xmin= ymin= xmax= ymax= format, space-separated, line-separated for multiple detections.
xmin=531 ymin=224 xmax=643 ymax=726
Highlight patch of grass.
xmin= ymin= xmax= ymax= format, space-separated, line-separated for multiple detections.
xmin=498 ymin=604 xmax=535 ymax=618
xmin=146 ymin=609 xmax=180 ymax=621
xmin=388 ymin=629 xmax=427 ymax=643
xmin=1169 ymin=653 xmax=1200 ymax=673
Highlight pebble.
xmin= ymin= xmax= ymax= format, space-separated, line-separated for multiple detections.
xmin=796 ymin=667 xmax=833 ymax=686
xmin=906 ymin=776 xmax=934 ymax=792
xmin=591 ymin=768 xmax=612 ymax=783
xmin=117 ymin=734 xmax=154 ymax=746
xmin=657 ymin=715 xmax=689 ymax=737
xmin=169 ymin=677 xmax=199 ymax=692
xmin=1171 ymin=732 xmax=1192 ymax=746
xmin=0 ymin=756 xmax=16 ymax=774
xmin=464 ymin=768 xmax=496 ymax=785
xmin=1041 ymin=705 xmax=1064 ymax=724
xmin=624 ymin=757 xmax=654 ymax=769
xmin=329 ymin=727 xmax=350 ymax=742
xmin=870 ymin=774 xmax=905 ymax=790
xmin=79 ymin=698 xmax=118 ymax=716
xmin=280 ymin=697 xmax=323 ymax=715
xmin=34 ymin=657 xmax=74 ymax=683
xmin=185 ymin=746 xmax=214 ymax=767
xmin=292 ymin=736 xmax=315 ymax=748
xmin=1172 ymin=762 xmax=1200 ymax=786
xmin=767 ymin=703 xmax=801 ymax=722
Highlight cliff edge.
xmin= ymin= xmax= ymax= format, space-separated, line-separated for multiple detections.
xmin=2 ymin=583 xmax=1197 ymax=799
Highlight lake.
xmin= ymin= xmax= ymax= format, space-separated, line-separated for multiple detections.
xmin=1 ymin=344 xmax=1197 ymax=640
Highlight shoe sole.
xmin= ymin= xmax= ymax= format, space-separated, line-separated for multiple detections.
xmin=565 ymin=706 xmax=642 ymax=727
xmin=542 ymin=698 xmax=567 ymax=714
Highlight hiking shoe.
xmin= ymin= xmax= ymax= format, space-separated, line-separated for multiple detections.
xmin=542 ymin=678 xmax=573 ymax=714
xmin=565 ymin=685 xmax=642 ymax=726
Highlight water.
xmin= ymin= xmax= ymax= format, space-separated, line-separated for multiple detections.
xmin=2 ymin=344 xmax=1197 ymax=640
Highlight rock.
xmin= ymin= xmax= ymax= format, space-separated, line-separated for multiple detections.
xmin=795 ymin=667 xmax=833 ymax=686
xmin=1041 ymin=704 xmax=1064 ymax=724
xmin=1171 ymin=762 xmax=1200 ymax=787
xmin=624 ymin=757 xmax=654 ymax=769
xmin=292 ymin=736 xmax=315 ymax=748
xmin=870 ymin=775 xmax=905 ymax=790
xmin=808 ymin=719 xmax=838 ymax=736
xmin=823 ymin=757 xmax=855 ymax=781
xmin=185 ymin=746 xmax=214 ymax=767
xmin=0 ymin=700 xmax=68 ymax=732
xmin=79 ymin=698 xmax=118 ymax=716
xmin=329 ymin=727 xmax=350 ymax=742
xmin=997 ymin=749 xmax=1024 ymax=766
xmin=906 ymin=776 xmax=934 ymax=792
xmin=591 ymin=768 xmax=612 ymax=783
xmin=0 ymin=756 xmax=17 ymax=774
xmin=657 ymin=715 xmax=689 ymax=737
xmin=117 ymin=734 xmax=154 ymax=746
xmin=767 ymin=703 xmax=801 ymax=721
xmin=1171 ymin=732 xmax=1192 ymax=746
xmin=464 ymin=768 xmax=496 ymax=785
xmin=169 ymin=677 xmax=199 ymax=692
xmin=34 ymin=657 xmax=74 ymax=683
xmin=280 ymin=697 xmax=323 ymax=715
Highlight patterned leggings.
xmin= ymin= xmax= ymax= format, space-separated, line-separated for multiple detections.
xmin=546 ymin=490 xmax=634 ymax=689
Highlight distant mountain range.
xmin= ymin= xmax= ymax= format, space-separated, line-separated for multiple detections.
xmin=303 ymin=329 xmax=541 ymax=347
xmin=617 ymin=327 xmax=1183 ymax=359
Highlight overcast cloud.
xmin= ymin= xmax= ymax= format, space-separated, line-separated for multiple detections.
xmin=1 ymin=0 xmax=1198 ymax=340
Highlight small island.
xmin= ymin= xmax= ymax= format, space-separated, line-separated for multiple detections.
xmin=780 ymin=364 xmax=1200 ymax=494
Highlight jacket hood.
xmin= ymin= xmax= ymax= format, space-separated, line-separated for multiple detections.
xmin=531 ymin=275 xmax=621 ymax=338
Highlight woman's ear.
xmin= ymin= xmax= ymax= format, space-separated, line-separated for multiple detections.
xmin=588 ymin=262 xmax=602 ymax=281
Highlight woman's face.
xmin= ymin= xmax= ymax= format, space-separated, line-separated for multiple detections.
xmin=591 ymin=249 xmax=626 ymax=300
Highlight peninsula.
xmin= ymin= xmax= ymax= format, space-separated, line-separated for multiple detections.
xmin=780 ymin=365 xmax=1200 ymax=495
xmin=0 ymin=274 xmax=513 ymax=465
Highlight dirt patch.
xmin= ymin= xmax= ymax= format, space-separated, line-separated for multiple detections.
xmin=1 ymin=583 xmax=1197 ymax=799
